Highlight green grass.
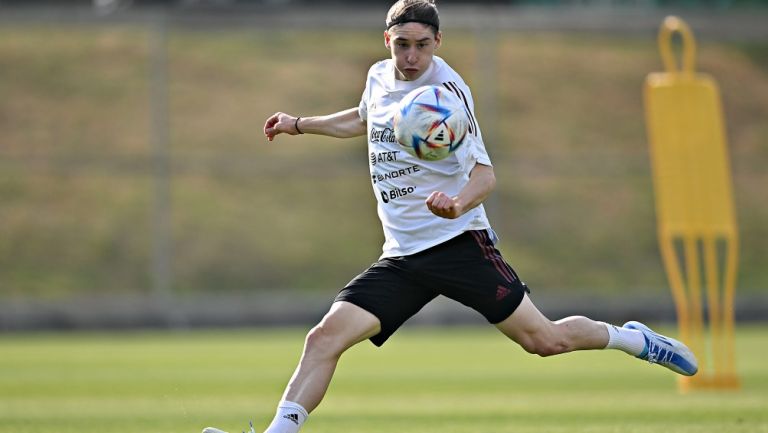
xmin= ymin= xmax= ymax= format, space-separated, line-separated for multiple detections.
xmin=1 ymin=325 xmax=767 ymax=433
xmin=1 ymin=25 xmax=768 ymax=298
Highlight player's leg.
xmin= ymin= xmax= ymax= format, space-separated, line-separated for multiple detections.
xmin=449 ymin=230 xmax=697 ymax=375
xmin=495 ymin=294 xmax=698 ymax=376
xmin=281 ymin=300 xmax=381 ymax=412
xmin=494 ymin=293 xmax=617 ymax=355
xmin=203 ymin=301 xmax=380 ymax=433
xmin=426 ymin=231 xmax=620 ymax=356
xmin=203 ymin=254 xmax=437 ymax=433
xmin=264 ymin=301 xmax=380 ymax=433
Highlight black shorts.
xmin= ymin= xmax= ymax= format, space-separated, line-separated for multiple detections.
xmin=335 ymin=230 xmax=529 ymax=346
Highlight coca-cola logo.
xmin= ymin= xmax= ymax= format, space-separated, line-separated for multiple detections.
xmin=370 ymin=127 xmax=396 ymax=143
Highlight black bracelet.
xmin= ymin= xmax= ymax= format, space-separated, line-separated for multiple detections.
xmin=294 ymin=117 xmax=304 ymax=134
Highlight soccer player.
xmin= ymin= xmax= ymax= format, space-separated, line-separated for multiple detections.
xmin=204 ymin=1 xmax=698 ymax=432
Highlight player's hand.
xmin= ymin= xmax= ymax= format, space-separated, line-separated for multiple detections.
xmin=263 ymin=112 xmax=301 ymax=141
xmin=426 ymin=191 xmax=463 ymax=219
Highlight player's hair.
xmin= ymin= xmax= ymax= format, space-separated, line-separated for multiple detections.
xmin=385 ymin=0 xmax=440 ymax=35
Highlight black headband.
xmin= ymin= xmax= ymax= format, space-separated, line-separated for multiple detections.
xmin=386 ymin=18 xmax=439 ymax=31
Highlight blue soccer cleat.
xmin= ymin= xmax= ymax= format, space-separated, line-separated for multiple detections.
xmin=623 ymin=321 xmax=699 ymax=376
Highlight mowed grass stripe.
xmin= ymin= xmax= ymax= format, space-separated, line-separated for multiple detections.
xmin=0 ymin=326 xmax=766 ymax=433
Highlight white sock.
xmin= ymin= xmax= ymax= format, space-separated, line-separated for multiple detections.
xmin=601 ymin=322 xmax=646 ymax=356
xmin=263 ymin=401 xmax=308 ymax=433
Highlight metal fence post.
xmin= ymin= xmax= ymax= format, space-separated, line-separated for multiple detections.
xmin=149 ymin=12 xmax=179 ymax=326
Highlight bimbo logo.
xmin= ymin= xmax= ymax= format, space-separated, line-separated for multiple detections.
xmin=370 ymin=127 xmax=397 ymax=144
xmin=381 ymin=186 xmax=415 ymax=204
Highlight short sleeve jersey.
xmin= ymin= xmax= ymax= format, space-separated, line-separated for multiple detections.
xmin=359 ymin=56 xmax=495 ymax=258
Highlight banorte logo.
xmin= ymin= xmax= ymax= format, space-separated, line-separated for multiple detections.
xmin=371 ymin=165 xmax=421 ymax=184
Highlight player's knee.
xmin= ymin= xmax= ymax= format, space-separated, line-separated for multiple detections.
xmin=304 ymin=323 xmax=346 ymax=360
xmin=519 ymin=334 xmax=568 ymax=357
xmin=534 ymin=341 xmax=567 ymax=357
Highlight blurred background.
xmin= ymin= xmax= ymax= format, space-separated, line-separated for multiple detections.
xmin=0 ymin=0 xmax=766 ymax=331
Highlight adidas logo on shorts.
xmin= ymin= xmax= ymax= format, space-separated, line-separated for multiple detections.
xmin=496 ymin=285 xmax=512 ymax=301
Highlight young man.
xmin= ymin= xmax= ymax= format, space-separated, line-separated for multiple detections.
xmin=205 ymin=1 xmax=698 ymax=432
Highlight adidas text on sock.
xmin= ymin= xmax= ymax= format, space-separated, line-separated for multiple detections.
xmin=263 ymin=401 xmax=308 ymax=433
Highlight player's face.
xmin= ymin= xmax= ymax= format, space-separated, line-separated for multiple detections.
xmin=385 ymin=23 xmax=441 ymax=81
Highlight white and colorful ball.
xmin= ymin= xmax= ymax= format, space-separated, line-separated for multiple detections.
xmin=393 ymin=85 xmax=469 ymax=161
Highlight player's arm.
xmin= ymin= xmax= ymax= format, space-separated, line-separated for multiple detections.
xmin=426 ymin=163 xmax=496 ymax=219
xmin=263 ymin=108 xmax=366 ymax=141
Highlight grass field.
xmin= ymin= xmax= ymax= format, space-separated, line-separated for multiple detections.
xmin=1 ymin=325 xmax=766 ymax=433
xmin=2 ymin=25 xmax=768 ymax=299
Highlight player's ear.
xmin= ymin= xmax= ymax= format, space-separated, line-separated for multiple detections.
xmin=384 ymin=30 xmax=391 ymax=49
xmin=434 ymin=31 xmax=442 ymax=49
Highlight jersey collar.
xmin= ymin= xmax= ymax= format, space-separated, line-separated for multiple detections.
xmin=389 ymin=59 xmax=436 ymax=92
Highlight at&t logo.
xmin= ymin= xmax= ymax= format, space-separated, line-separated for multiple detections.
xmin=370 ymin=151 xmax=401 ymax=166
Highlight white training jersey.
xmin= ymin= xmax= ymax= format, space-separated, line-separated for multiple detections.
xmin=358 ymin=56 xmax=495 ymax=258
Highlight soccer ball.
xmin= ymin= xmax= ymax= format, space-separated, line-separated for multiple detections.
xmin=393 ymin=85 xmax=469 ymax=161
